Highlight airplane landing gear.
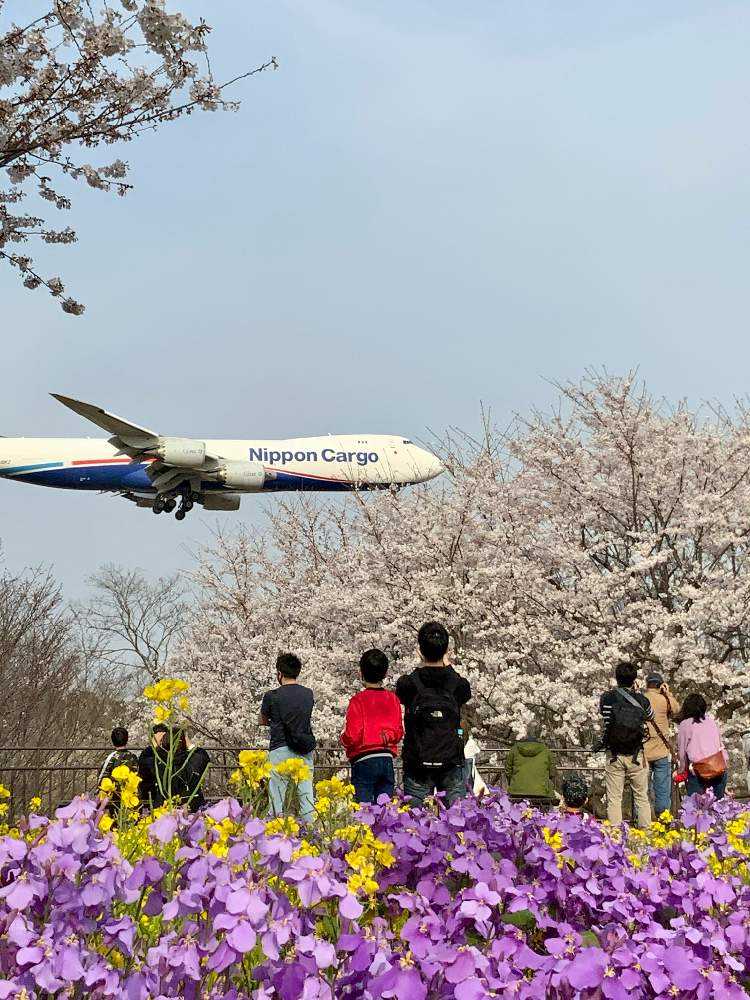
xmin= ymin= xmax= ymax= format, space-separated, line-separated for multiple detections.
xmin=174 ymin=489 xmax=195 ymax=521
xmin=152 ymin=489 xmax=196 ymax=520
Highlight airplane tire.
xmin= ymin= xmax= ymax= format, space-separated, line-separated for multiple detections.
xmin=164 ymin=498 xmax=177 ymax=513
xmin=184 ymin=499 xmax=194 ymax=513
xmin=175 ymin=509 xmax=186 ymax=521
xmin=152 ymin=502 xmax=163 ymax=515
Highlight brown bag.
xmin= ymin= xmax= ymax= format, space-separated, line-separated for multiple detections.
xmin=693 ymin=750 xmax=726 ymax=781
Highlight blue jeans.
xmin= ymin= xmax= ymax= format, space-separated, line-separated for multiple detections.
xmin=268 ymin=746 xmax=315 ymax=822
xmin=649 ymin=756 xmax=673 ymax=816
xmin=351 ymin=755 xmax=395 ymax=804
xmin=403 ymin=764 xmax=466 ymax=807
xmin=687 ymin=768 xmax=728 ymax=800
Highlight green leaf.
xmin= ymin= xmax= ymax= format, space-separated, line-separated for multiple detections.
xmin=500 ymin=909 xmax=537 ymax=932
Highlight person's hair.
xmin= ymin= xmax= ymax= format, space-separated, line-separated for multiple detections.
xmin=524 ymin=721 xmax=543 ymax=742
xmin=152 ymin=723 xmax=169 ymax=737
xmin=165 ymin=727 xmax=188 ymax=756
xmin=111 ymin=726 xmax=128 ymax=748
xmin=276 ymin=652 xmax=302 ymax=679
xmin=562 ymin=774 xmax=589 ymax=809
xmin=360 ymin=648 xmax=389 ymax=684
xmin=418 ymin=621 xmax=449 ymax=663
xmin=679 ymin=693 xmax=708 ymax=724
xmin=615 ymin=661 xmax=638 ymax=688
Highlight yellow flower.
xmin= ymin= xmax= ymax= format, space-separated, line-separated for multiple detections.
xmin=154 ymin=704 xmax=172 ymax=723
xmin=265 ymin=816 xmax=301 ymax=837
xmin=348 ymin=871 xmax=379 ymax=895
xmin=111 ymin=765 xmax=138 ymax=786
xmin=273 ymin=758 xmax=311 ymax=783
xmin=99 ymin=814 xmax=114 ymax=833
xmin=0 ymin=785 xmax=10 ymax=801
xmin=28 ymin=797 xmax=42 ymax=811
xmin=292 ymin=839 xmax=320 ymax=859
xmin=99 ymin=778 xmax=115 ymax=796
xmin=315 ymin=776 xmax=355 ymax=801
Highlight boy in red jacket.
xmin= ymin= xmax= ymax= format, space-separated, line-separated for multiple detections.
xmin=341 ymin=649 xmax=404 ymax=803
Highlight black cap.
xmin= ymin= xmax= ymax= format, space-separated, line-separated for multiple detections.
xmin=646 ymin=673 xmax=663 ymax=687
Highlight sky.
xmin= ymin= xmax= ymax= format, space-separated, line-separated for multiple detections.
xmin=3 ymin=0 xmax=750 ymax=597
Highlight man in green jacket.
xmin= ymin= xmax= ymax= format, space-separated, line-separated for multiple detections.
xmin=505 ymin=724 xmax=555 ymax=799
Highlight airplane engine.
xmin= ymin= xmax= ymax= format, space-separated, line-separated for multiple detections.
xmin=157 ymin=437 xmax=206 ymax=467
xmin=217 ymin=460 xmax=266 ymax=491
xmin=201 ymin=493 xmax=241 ymax=511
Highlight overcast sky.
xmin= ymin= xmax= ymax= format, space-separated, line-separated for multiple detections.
xmin=3 ymin=0 xmax=750 ymax=597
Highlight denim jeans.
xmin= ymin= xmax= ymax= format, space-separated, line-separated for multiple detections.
xmin=648 ymin=756 xmax=673 ymax=817
xmin=686 ymin=768 xmax=728 ymax=800
xmin=403 ymin=764 xmax=466 ymax=807
xmin=351 ymin=755 xmax=395 ymax=804
xmin=268 ymin=746 xmax=315 ymax=822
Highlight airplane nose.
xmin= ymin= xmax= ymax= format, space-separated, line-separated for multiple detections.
xmin=417 ymin=449 xmax=445 ymax=481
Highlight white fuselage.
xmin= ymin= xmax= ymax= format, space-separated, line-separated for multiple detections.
xmin=0 ymin=435 xmax=444 ymax=495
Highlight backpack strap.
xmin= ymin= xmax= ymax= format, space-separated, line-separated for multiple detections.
xmin=618 ymin=688 xmax=646 ymax=715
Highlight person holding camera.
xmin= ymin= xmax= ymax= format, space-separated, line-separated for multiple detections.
xmin=643 ymin=673 xmax=680 ymax=817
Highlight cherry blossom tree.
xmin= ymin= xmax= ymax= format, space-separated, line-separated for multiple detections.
xmin=174 ymin=373 xmax=750 ymax=750
xmin=0 ymin=1 xmax=275 ymax=313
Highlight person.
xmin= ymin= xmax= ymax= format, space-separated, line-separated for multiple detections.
xmin=98 ymin=727 xmax=138 ymax=785
xmin=643 ymin=673 xmax=680 ymax=817
xmin=138 ymin=723 xmax=169 ymax=810
xmin=153 ymin=728 xmax=211 ymax=812
xmin=504 ymin=723 xmax=555 ymax=802
xmin=598 ymin=661 xmax=654 ymax=829
xmin=340 ymin=648 xmax=404 ymax=804
xmin=396 ymin=621 xmax=472 ymax=807
xmin=676 ymin=693 xmax=728 ymax=800
xmin=98 ymin=727 xmax=138 ymax=815
xmin=260 ymin=652 xmax=316 ymax=821
xmin=561 ymin=773 xmax=590 ymax=815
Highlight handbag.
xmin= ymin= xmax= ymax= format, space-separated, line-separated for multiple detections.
xmin=692 ymin=750 xmax=726 ymax=781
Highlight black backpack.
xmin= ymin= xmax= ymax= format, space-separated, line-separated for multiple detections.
xmin=407 ymin=671 xmax=463 ymax=770
xmin=607 ymin=689 xmax=649 ymax=754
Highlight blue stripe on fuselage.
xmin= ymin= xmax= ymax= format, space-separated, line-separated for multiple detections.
xmin=8 ymin=463 xmax=154 ymax=490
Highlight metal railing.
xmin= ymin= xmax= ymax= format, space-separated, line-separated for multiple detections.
xmin=5 ymin=744 xmax=744 ymax=821
xmin=0 ymin=744 xmax=604 ymax=819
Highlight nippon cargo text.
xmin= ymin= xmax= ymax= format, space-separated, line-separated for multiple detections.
xmin=248 ymin=447 xmax=379 ymax=467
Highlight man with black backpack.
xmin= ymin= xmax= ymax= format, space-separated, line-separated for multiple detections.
xmin=599 ymin=661 xmax=655 ymax=828
xmin=396 ymin=621 xmax=472 ymax=807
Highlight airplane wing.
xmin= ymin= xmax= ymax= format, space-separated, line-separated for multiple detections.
xmin=51 ymin=393 xmax=158 ymax=449
xmin=51 ymin=394 xmax=222 ymax=502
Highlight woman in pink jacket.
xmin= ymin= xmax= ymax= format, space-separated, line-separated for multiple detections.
xmin=677 ymin=693 xmax=728 ymax=799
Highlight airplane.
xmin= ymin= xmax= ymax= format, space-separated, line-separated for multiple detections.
xmin=0 ymin=394 xmax=445 ymax=520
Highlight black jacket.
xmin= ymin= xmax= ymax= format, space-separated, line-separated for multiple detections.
xmin=139 ymin=745 xmax=210 ymax=812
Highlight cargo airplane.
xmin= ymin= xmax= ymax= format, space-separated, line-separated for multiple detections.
xmin=0 ymin=395 xmax=445 ymax=519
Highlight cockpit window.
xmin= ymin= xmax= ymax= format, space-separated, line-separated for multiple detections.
xmin=402 ymin=439 xmax=413 ymax=444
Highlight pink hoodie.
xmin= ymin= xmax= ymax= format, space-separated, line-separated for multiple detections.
xmin=677 ymin=714 xmax=727 ymax=774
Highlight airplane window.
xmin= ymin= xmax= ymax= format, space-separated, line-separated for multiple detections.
xmin=402 ymin=439 xmax=413 ymax=444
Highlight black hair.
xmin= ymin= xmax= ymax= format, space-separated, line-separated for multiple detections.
xmin=615 ymin=661 xmax=638 ymax=688
xmin=562 ymin=774 xmax=589 ymax=809
xmin=111 ymin=726 xmax=129 ymax=748
xmin=152 ymin=723 xmax=169 ymax=736
xmin=277 ymin=652 xmax=302 ymax=680
xmin=360 ymin=648 xmax=389 ymax=684
xmin=418 ymin=621 xmax=449 ymax=663
xmin=679 ymin=693 xmax=708 ymax=724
